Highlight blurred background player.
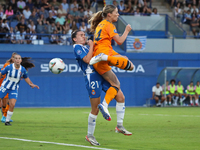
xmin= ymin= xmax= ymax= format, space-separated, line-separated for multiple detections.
xmin=168 ymin=79 xmax=178 ymax=106
xmin=88 ymin=5 xmax=134 ymax=119
xmin=0 ymin=54 xmax=39 ymax=125
xmin=176 ymin=81 xmax=187 ymax=106
xmin=195 ymin=81 xmax=200 ymax=105
xmin=72 ymin=30 xmax=132 ymax=145
xmin=162 ymin=81 xmax=171 ymax=105
xmin=152 ymin=82 xmax=165 ymax=107
xmin=186 ymin=81 xmax=198 ymax=106
xmin=0 ymin=52 xmax=17 ymax=123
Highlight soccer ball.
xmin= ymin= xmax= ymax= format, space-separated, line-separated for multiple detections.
xmin=49 ymin=58 xmax=65 ymax=74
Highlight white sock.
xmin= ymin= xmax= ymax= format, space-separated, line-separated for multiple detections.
xmin=6 ymin=111 xmax=13 ymax=122
xmin=190 ymin=100 xmax=193 ymax=104
xmin=180 ymin=98 xmax=183 ymax=102
xmin=101 ymin=55 xmax=108 ymax=61
xmin=87 ymin=113 xmax=97 ymax=136
xmin=102 ymin=99 xmax=108 ymax=108
xmin=176 ymin=97 xmax=179 ymax=101
xmin=169 ymin=101 xmax=171 ymax=104
xmin=195 ymin=99 xmax=198 ymax=103
xmin=116 ymin=102 xmax=125 ymax=127
xmin=182 ymin=97 xmax=186 ymax=101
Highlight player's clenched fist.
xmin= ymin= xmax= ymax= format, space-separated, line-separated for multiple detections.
xmin=125 ymin=24 xmax=132 ymax=32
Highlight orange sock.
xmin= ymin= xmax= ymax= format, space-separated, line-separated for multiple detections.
xmin=4 ymin=104 xmax=9 ymax=117
xmin=107 ymin=56 xmax=131 ymax=70
xmin=105 ymin=86 xmax=118 ymax=105
xmin=2 ymin=107 xmax=6 ymax=115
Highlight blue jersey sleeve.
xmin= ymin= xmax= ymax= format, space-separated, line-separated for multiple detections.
xmin=74 ymin=45 xmax=87 ymax=60
xmin=22 ymin=67 xmax=28 ymax=79
xmin=1 ymin=66 xmax=9 ymax=75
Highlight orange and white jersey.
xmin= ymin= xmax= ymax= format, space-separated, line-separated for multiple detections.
xmin=93 ymin=19 xmax=118 ymax=56
xmin=0 ymin=62 xmax=10 ymax=86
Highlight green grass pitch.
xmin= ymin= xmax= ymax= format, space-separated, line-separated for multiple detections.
xmin=0 ymin=107 xmax=199 ymax=150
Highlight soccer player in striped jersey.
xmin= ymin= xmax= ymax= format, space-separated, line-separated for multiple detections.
xmin=0 ymin=54 xmax=39 ymax=126
xmin=72 ymin=30 xmax=132 ymax=146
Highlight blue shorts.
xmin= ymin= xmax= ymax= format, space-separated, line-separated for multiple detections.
xmin=0 ymin=86 xmax=18 ymax=100
xmin=84 ymin=71 xmax=111 ymax=98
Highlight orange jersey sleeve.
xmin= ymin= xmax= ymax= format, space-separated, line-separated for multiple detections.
xmin=94 ymin=20 xmax=118 ymax=50
xmin=0 ymin=62 xmax=10 ymax=85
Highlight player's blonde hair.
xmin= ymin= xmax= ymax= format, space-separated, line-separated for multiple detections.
xmin=89 ymin=5 xmax=116 ymax=32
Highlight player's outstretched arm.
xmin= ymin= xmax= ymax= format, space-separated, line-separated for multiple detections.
xmin=113 ymin=24 xmax=132 ymax=45
xmin=24 ymin=78 xmax=39 ymax=89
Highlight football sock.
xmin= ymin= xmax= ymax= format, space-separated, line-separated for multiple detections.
xmin=195 ymin=99 xmax=198 ymax=103
xmin=102 ymin=100 xmax=108 ymax=108
xmin=4 ymin=104 xmax=9 ymax=117
xmin=116 ymin=102 xmax=125 ymax=127
xmin=107 ymin=56 xmax=131 ymax=70
xmin=6 ymin=111 xmax=13 ymax=122
xmin=104 ymin=86 xmax=118 ymax=105
xmin=190 ymin=100 xmax=193 ymax=104
xmin=87 ymin=113 xmax=97 ymax=136
xmin=2 ymin=107 xmax=6 ymax=116
xmin=169 ymin=101 xmax=171 ymax=105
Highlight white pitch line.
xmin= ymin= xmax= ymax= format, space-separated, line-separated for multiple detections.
xmin=0 ymin=137 xmax=115 ymax=150
xmin=139 ymin=114 xmax=200 ymax=117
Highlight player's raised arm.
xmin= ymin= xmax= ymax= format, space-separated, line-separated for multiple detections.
xmin=24 ymin=77 xmax=39 ymax=89
xmin=113 ymin=24 xmax=132 ymax=45
xmin=82 ymin=40 xmax=94 ymax=64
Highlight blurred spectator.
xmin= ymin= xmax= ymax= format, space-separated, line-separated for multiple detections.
xmin=141 ymin=6 xmax=151 ymax=16
xmin=29 ymin=10 xmax=38 ymax=25
xmin=36 ymin=20 xmax=45 ymax=36
xmin=113 ymin=0 xmax=118 ymax=7
xmin=134 ymin=7 xmax=141 ymax=15
xmin=17 ymin=18 xmax=27 ymax=31
xmin=187 ymin=81 xmax=198 ymax=106
xmin=25 ymin=27 xmax=32 ymax=44
xmin=65 ymin=13 xmax=73 ymax=25
xmin=6 ymin=27 xmax=17 ymax=44
xmin=30 ymin=30 xmax=37 ymax=43
xmin=134 ymin=0 xmax=145 ymax=6
xmin=49 ymin=6 xmax=58 ymax=18
xmin=55 ymin=13 xmax=65 ymax=25
xmin=51 ymin=0 xmax=61 ymax=10
xmin=184 ymin=3 xmax=192 ymax=13
xmin=39 ymin=7 xmax=49 ymax=19
xmin=176 ymin=81 xmax=187 ymax=105
xmin=151 ymin=8 xmax=159 ymax=15
xmin=23 ymin=6 xmax=32 ymax=20
xmin=195 ymin=81 xmax=200 ymax=104
xmin=9 ymin=0 xmax=18 ymax=14
xmin=190 ymin=15 xmax=199 ymax=36
xmin=41 ymin=0 xmax=52 ymax=11
xmin=28 ymin=20 xmax=35 ymax=32
xmin=79 ymin=21 xmax=87 ymax=33
xmin=70 ymin=0 xmax=79 ymax=11
xmin=62 ymin=22 xmax=70 ymax=33
xmin=71 ymin=20 xmax=78 ymax=31
xmin=26 ymin=0 xmax=34 ymax=11
xmin=118 ymin=0 xmax=125 ymax=13
xmin=77 ymin=8 xmax=87 ymax=23
xmin=174 ymin=2 xmax=183 ymax=19
xmin=142 ymin=1 xmax=152 ymax=12
xmin=84 ymin=6 xmax=93 ymax=19
xmin=162 ymin=81 xmax=172 ymax=105
xmin=152 ymin=82 xmax=165 ymax=107
xmin=168 ymin=79 xmax=178 ymax=106
xmin=34 ymin=0 xmax=42 ymax=9
xmin=70 ymin=7 xmax=79 ymax=21
xmin=56 ymin=21 xmax=62 ymax=33
xmin=2 ymin=19 xmax=10 ymax=31
xmin=191 ymin=4 xmax=199 ymax=13
xmin=46 ymin=12 xmax=55 ymax=24
xmin=5 ymin=6 xmax=14 ymax=21
xmin=60 ymin=30 xmax=67 ymax=45
xmin=0 ymin=4 xmax=4 ymax=19
xmin=16 ymin=28 xmax=25 ymax=44
xmin=123 ymin=1 xmax=134 ymax=13
xmin=50 ymin=30 xmax=59 ymax=44
xmin=47 ymin=22 xmax=56 ymax=34
xmin=37 ymin=14 xmax=47 ymax=25
xmin=183 ymin=10 xmax=192 ymax=24
xmin=61 ymin=0 xmax=69 ymax=13
xmin=58 ymin=4 xmax=67 ymax=17
xmin=17 ymin=0 xmax=26 ymax=13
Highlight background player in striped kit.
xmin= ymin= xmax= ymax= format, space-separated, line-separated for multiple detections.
xmin=0 ymin=54 xmax=39 ymax=125
xmin=72 ymin=30 xmax=132 ymax=146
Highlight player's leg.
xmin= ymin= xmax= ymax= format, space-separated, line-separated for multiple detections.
xmin=90 ymin=53 xmax=134 ymax=71
xmin=1 ymin=97 xmax=9 ymax=123
xmin=85 ymin=97 xmax=100 ymax=146
xmin=189 ymin=95 xmax=193 ymax=106
xmin=194 ymin=94 xmax=199 ymax=106
xmin=114 ymin=89 xmax=132 ymax=136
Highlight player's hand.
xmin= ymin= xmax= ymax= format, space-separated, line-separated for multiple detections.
xmin=125 ymin=24 xmax=132 ymax=33
xmin=30 ymin=84 xmax=39 ymax=89
xmin=87 ymin=40 xmax=94 ymax=47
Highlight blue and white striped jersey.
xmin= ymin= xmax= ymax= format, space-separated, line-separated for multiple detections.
xmin=73 ymin=44 xmax=94 ymax=75
xmin=0 ymin=64 xmax=28 ymax=90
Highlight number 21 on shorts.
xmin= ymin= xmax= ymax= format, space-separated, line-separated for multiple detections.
xmin=91 ymin=81 xmax=99 ymax=89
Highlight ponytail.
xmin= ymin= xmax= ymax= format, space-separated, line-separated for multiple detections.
xmin=21 ymin=57 xmax=35 ymax=71
xmin=88 ymin=11 xmax=103 ymax=33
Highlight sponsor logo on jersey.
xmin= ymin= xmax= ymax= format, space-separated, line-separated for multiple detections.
xmin=77 ymin=50 xmax=82 ymax=55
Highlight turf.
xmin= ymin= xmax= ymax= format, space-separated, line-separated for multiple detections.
xmin=0 ymin=107 xmax=200 ymax=150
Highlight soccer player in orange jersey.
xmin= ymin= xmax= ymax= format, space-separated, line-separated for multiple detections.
xmin=88 ymin=5 xmax=134 ymax=125
xmin=0 ymin=52 xmax=17 ymax=123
